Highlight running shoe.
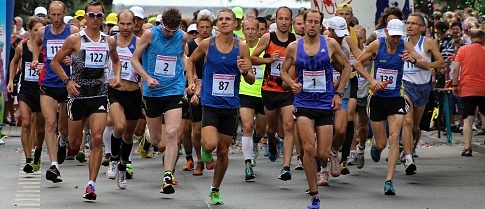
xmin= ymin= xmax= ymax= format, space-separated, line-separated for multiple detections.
xmin=107 ymin=161 xmax=117 ymax=179
xmin=347 ymin=152 xmax=357 ymax=165
xmin=340 ymin=161 xmax=350 ymax=175
xmin=193 ymin=162 xmax=204 ymax=176
xmin=161 ymin=171 xmax=175 ymax=194
xmin=268 ymin=143 xmax=279 ymax=162
xmin=206 ymin=158 xmax=215 ymax=170
xmin=263 ymin=143 xmax=269 ymax=156
xmin=356 ymin=153 xmax=365 ymax=169
xmin=116 ymin=163 xmax=127 ymax=189
xmin=413 ymin=150 xmax=420 ymax=158
xmin=278 ymin=168 xmax=291 ymax=181
xmin=182 ymin=159 xmax=194 ymax=171
xmin=126 ymin=164 xmax=134 ymax=179
xmin=209 ymin=191 xmax=224 ymax=205
xmin=317 ymin=171 xmax=329 ymax=186
xmin=201 ymin=148 xmax=213 ymax=163
xmin=294 ymin=157 xmax=304 ymax=170
xmin=329 ymin=154 xmax=341 ymax=177
xmin=83 ymin=184 xmax=97 ymax=200
xmin=65 ymin=153 xmax=75 ymax=161
xmin=57 ymin=137 xmax=67 ymax=164
xmin=384 ymin=181 xmax=396 ymax=195
xmin=404 ymin=159 xmax=417 ymax=175
xmin=33 ymin=158 xmax=41 ymax=172
xmin=46 ymin=165 xmax=62 ymax=183
xmin=253 ymin=143 xmax=259 ymax=159
xmin=251 ymin=158 xmax=257 ymax=167
xmin=245 ymin=162 xmax=255 ymax=181
xmin=278 ymin=139 xmax=284 ymax=156
xmin=462 ymin=148 xmax=472 ymax=157
xmin=23 ymin=162 xmax=34 ymax=173
xmin=101 ymin=153 xmax=111 ymax=166
xmin=370 ymin=146 xmax=381 ymax=162
xmin=76 ymin=150 xmax=87 ymax=163
xmin=307 ymin=196 xmax=320 ymax=209
xmin=138 ymin=136 xmax=151 ymax=158
xmin=0 ymin=138 xmax=5 ymax=145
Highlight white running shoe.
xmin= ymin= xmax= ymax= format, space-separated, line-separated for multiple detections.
xmin=107 ymin=161 xmax=117 ymax=179
xmin=116 ymin=169 xmax=127 ymax=189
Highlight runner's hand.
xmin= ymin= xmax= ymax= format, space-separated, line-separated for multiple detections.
xmin=63 ymin=56 xmax=72 ymax=65
xmin=66 ymin=80 xmax=81 ymax=97
xmin=270 ymin=50 xmax=280 ymax=62
xmin=190 ymin=94 xmax=200 ymax=106
xmin=291 ymin=82 xmax=302 ymax=94
xmin=146 ymin=77 xmax=159 ymax=89
xmin=109 ymin=76 xmax=121 ymax=88
xmin=237 ymin=56 xmax=248 ymax=73
xmin=7 ymin=82 xmax=14 ymax=93
xmin=332 ymin=95 xmax=342 ymax=110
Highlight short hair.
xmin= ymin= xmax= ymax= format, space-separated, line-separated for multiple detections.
xmin=470 ymin=29 xmax=485 ymax=39
xmin=197 ymin=15 xmax=212 ymax=27
xmin=256 ymin=17 xmax=267 ymax=28
xmin=242 ymin=18 xmax=259 ymax=29
xmin=293 ymin=13 xmax=303 ymax=24
xmin=118 ymin=9 xmax=135 ymax=23
xmin=27 ymin=17 xmax=48 ymax=30
xmin=84 ymin=1 xmax=104 ymax=13
xmin=218 ymin=8 xmax=236 ymax=21
xmin=408 ymin=13 xmax=427 ymax=26
xmin=49 ymin=1 xmax=66 ymax=12
xmin=162 ymin=8 xmax=182 ymax=28
xmin=450 ymin=21 xmax=462 ymax=31
xmin=303 ymin=9 xmax=323 ymax=24
xmin=434 ymin=21 xmax=449 ymax=33
xmin=246 ymin=8 xmax=259 ymax=17
xmin=275 ymin=6 xmax=292 ymax=19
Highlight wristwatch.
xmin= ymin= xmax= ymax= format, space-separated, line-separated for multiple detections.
xmin=63 ymin=78 xmax=71 ymax=85
xmin=336 ymin=92 xmax=344 ymax=98
xmin=241 ymin=70 xmax=248 ymax=76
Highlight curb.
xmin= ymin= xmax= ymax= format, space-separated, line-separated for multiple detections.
xmin=471 ymin=142 xmax=485 ymax=155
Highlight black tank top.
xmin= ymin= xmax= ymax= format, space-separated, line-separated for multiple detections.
xmin=187 ymin=40 xmax=205 ymax=79
xmin=20 ymin=41 xmax=43 ymax=95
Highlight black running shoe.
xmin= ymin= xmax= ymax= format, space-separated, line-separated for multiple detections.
xmin=46 ymin=165 xmax=62 ymax=183
xmin=23 ymin=163 xmax=34 ymax=173
xmin=57 ymin=138 xmax=67 ymax=164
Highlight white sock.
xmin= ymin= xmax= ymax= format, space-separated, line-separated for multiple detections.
xmin=103 ymin=126 xmax=113 ymax=154
xmin=321 ymin=166 xmax=327 ymax=173
xmin=405 ymin=154 xmax=413 ymax=162
xmin=357 ymin=144 xmax=365 ymax=154
xmin=88 ymin=180 xmax=95 ymax=187
xmin=241 ymin=136 xmax=253 ymax=161
xmin=51 ymin=161 xmax=59 ymax=169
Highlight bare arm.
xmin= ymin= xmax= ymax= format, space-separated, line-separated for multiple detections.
xmin=31 ymin=26 xmax=45 ymax=64
xmin=108 ymin=36 xmax=121 ymax=88
xmin=427 ymin=38 xmax=445 ymax=69
xmin=250 ymin=33 xmax=273 ymax=65
xmin=131 ymin=29 xmax=153 ymax=81
xmin=404 ymin=42 xmax=430 ymax=70
xmin=238 ymin=42 xmax=255 ymax=85
xmin=7 ymin=43 xmax=23 ymax=92
xmin=354 ymin=40 xmax=378 ymax=82
xmin=345 ymin=36 xmax=362 ymax=59
xmin=328 ymin=39 xmax=351 ymax=93
xmin=452 ymin=61 xmax=461 ymax=86
xmin=279 ymin=42 xmax=299 ymax=93
xmin=181 ymin=33 xmax=188 ymax=73
xmin=365 ymin=32 xmax=377 ymax=46
xmin=51 ymin=35 xmax=76 ymax=81
xmin=186 ymin=39 xmax=209 ymax=94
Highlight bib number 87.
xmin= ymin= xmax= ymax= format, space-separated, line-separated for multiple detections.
xmin=219 ymin=81 xmax=229 ymax=90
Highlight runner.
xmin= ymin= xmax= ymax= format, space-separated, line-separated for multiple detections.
xmin=104 ymin=9 xmax=141 ymax=188
xmin=130 ymin=7 xmax=187 ymax=195
xmin=292 ymin=13 xmax=304 ymax=37
xmin=239 ymin=18 xmax=267 ymax=181
xmin=186 ymin=15 xmax=214 ymax=176
xmin=251 ymin=6 xmax=297 ymax=181
xmin=280 ymin=9 xmax=350 ymax=209
xmin=186 ymin=9 xmax=254 ymax=204
xmin=31 ymin=0 xmax=80 ymax=183
xmin=402 ymin=13 xmax=444 ymax=174
xmin=50 ymin=1 xmax=121 ymax=199
xmin=130 ymin=6 xmax=145 ymax=38
xmin=353 ymin=19 xmax=427 ymax=195
xmin=7 ymin=17 xmax=47 ymax=173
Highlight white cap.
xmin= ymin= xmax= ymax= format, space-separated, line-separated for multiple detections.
xmin=322 ymin=19 xmax=330 ymax=29
xmin=328 ymin=16 xmax=349 ymax=37
xmin=64 ymin=16 xmax=73 ymax=24
xmin=386 ymin=19 xmax=405 ymax=36
xmin=130 ymin=6 xmax=145 ymax=19
xmin=156 ymin=14 xmax=162 ymax=22
xmin=34 ymin=7 xmax=47 ymax=16
xmin=198 ymin=9 xmax=214 ymax=20
xmin=188 ymin=24 xmax=197 ymax=33
xmin=269 ymin=23 xmax=277 ymax=32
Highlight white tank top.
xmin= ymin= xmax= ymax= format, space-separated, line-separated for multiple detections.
xmin=108 ymin=45 xmax=138 ymax=82
xmin=403 ymin=36 xmax=431 ymax=84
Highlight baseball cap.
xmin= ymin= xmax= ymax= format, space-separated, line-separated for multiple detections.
xmin=198 ymin=9 xmax=214 ymax=20
xmin=188 ymin=24 xmax=197 ymax=33
xmin=337 ymin=3 xmax=352 ymax=12
xmin=130 ymin=6 xmax=145 ymax=19
xmin=328 ymin=16 xmax=349 ymax=37
xmin=232 ymin=7 xmax=244 ymax=19
xmin=34 ymin=7 xmax=47 ymax=16
xmin=322 ymin=19 xmax=330 ymax=29
xmin=269 ymin=23 xmax=277 ymax=32
xmin=74 ymin=10 xmax=85 ymax=18
xmin=386 ymin=19 xmax=405 ymax=36
xmin=64 ymin=16 xmax=73 ymax=24
xmin=156 ymin=14 xmax=162 ymax=23
xmin=105 ymin=13 xmax=118 ymax=25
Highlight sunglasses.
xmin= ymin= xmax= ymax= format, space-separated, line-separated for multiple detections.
xmin=163 ymin=26 xmax=178 ymax=33
xmin=87 ymin=12 xmax=104 ymax=19
xmin=106 ymin=23 xmax=115 ymax=27
xmin=36 ymin=14 xmax=46 ymax=18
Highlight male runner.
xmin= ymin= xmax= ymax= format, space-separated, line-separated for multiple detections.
xmin=402 ymin=13 xmax=444 ymax=174
xmin=353 ymin=19 xmax=427 ymax=195
xmin=251 ymin=6 xmax=297 ymax=181
xmin=131 ymin=7 xmax=187 ymax=195
xmin=187 ymin=9 xmax=254 ymax=204
xmin=292 ymin=13 xmax=304 ymax=37
xmin=50 ymin=1 xmax=121 ymax=199
xmin=280 ymin=9 xmax=350 ymax=209
xmin=31 ymin=0 xmax=80 ymax=183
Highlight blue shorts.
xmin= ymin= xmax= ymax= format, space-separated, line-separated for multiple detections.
xmin=403 ymin=81 xmax=432 ymax=107
xmin=342 ymin=98 xmax=349 ymax=111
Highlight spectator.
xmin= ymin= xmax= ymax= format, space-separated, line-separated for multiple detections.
xmin=74 ymin=9 xmax=85 ymax=21
xmin=245 ymin=8 xmax=258 ymax=19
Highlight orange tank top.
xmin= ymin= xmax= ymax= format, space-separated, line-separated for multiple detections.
xmin=262 ymin=32 xmax=297 ymax=92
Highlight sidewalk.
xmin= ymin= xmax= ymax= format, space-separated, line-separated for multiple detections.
xmin=420 ymin=129 xmax=485 ymax=155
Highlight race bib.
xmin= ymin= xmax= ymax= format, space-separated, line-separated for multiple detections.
xmin=212 ymin=74 xmax=235 ymax=97
xmin=332 ymin=70 xmax=340 ymax=83
xmin=270 ymin=57 xmax=284 ymax=76
xmin=376 ymin=68 xmax=398 ymax=89
xmin=85 ymin=46 xmax=107 ymax=68
xmin=357 ymin=72 xmax=367 ymax=83
xmin=24 ymin=62 xmax=43 ymax=82
xmin=119 ymin=55 xmax=134 ymax=78
xmin=252 ymin=65 xmax=263 ymax=79
xmin=46 ymin=40 xmax=64 ymax=59
xmin=349 ymin=55 xmax=356 ymax=66
xmin=302 ymin=70 xmax=326 ymax=92
xmin=154 ymin=55 xmax=176 ymax=77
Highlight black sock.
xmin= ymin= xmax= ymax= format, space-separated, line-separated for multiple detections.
xmin=245 ymin=159 xmax=251 ymax=164
xmin=185 ymin=152 xmax=193 ymax=161
xmin=26 ymin=158 xmax=32 ymax=163
xmin=111 ymin=134 xmax=122 ymax=159
xmin=341 ymin=121 xmax=354 ymax=162
xmin=121 ymin=139 xmax=133 ymax=163
xmin=152 ymin=145 xmax=159 ymax=152
xmin=211 ymin=187 xmax=219 ymax=192
xmin=34 ymin=149 xmax=42 ymax=159
xmin=283 ymin=166 xmax=290 ymax=171
xmin=143 ymin=139 xmax=152 ymax=150
xmin=118 ymin=162 xmax=127 ymax=171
